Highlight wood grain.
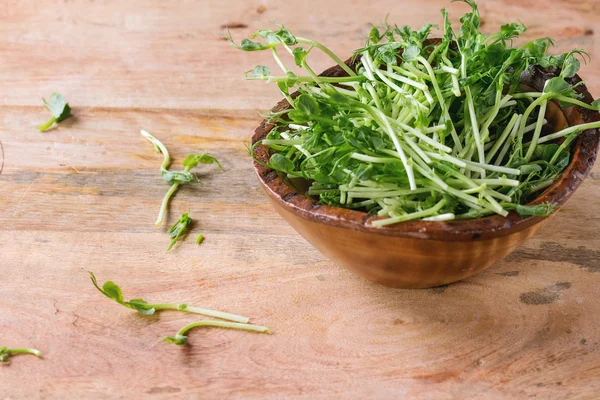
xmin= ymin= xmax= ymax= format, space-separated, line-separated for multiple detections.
xmin=1 ymin=0 xmax=599 ymax=398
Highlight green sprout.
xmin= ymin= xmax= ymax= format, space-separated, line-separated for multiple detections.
xmin=0 ymin=346 xmax=42 ymax=363
xmin=167 ymin=212 xmax=192 ymax=252
xmin=37 ymin=93 xmax=72 ymax=132
xmin=195 ymin=233 xmax=205 ymax=245
xmin=141 ymin=130 xmax=222 ymax=226
xmin=89 ymin=271 xmax=250 ymax=323
xmin=163 ymin=320 xmax=271 ymax=346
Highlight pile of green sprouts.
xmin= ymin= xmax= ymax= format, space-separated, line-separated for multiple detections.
xmin=231 ymin=0 xmax=600 ymax=226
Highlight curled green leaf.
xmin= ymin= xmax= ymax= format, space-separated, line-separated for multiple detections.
xmin=162 ymin=170 xmax=198 ymax=185
xmin=515 ymin=203 xmax=556 ymax=217
xmin=402 ymin=45 xmax=420 ymax=61
xmin=250 ymin=65 xmax=270 ymax=78
xmin=293 ymin=47 xmax=308 ymax=67
xmin=561 ymin=54 xmax=580 ymax=79
xmin=167 ymin=212 xmax=193 ymax=252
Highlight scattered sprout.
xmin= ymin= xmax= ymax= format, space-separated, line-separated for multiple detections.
xmin=0 ymin=347 xmax=42 ymax=363
xmin=37 ymin=93 xmax=72 ymax=132
xmin=163 ymin=320 xmax=271 ymax=346
xmin=89 ymin=271 xmax=250 ymax=322
xmin=167 ymin=212 xmax=192 ymax=252
xmin=141 ymin=130 xmax=222 ymax=226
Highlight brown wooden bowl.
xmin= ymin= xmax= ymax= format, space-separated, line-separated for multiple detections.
xmin=251 ymin=45 xmax=600 ymax=288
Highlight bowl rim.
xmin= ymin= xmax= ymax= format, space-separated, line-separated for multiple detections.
xmin=251 ymin=48 xmax=600 ymax=242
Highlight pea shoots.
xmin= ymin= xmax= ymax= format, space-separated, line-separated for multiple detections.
xmin=141 ymin=130 xmax=222 ymax=226
xmin=37 ymin=93 xmax=72 ymax=132
xmin=167 ymin=212 xmax=192 ymax=252
xmin=163 ymin=320 xmax=271 ymax=346
xmin=232 ymin=0 xmax=600 ymax=225
xmin=89 ymin=271 xmax=250 ymax=322
xmin=0 ymin=346 xmax=42 ymax=363
xmin=90 ymin=272 xmax=271 ymax=346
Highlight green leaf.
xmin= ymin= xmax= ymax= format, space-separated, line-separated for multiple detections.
xmin=293 ymin=47 xmax=308 ymax=67
xmin=162 ymin=152 xmax=221 ymax=184
xmin=195 ymin=234 xmax=204 ymax=245
xmin=90 ymin=271 xmax=157 ymax=315
xmin=90 ymin=272 xmax=126 ymax=305
xmin=402 ymin=45 xmax=420 ymax=61
xmin=287 ymin=109 xmax=308 ymax=123
xmin=127 ymin=299 xmax=156 ymax=315
xmin=561 ymin=54 xmax=580 ymax=78
xmin=251 ymin=65 xmax=270 ymax=78
xmin=544 ymin=77 xmax=577 ymax=97
xmin=277 ymin=81 xmax=291 ymax=94
xmin=275 ymin=26 xmax=297 ymax=45
xmin=368 ymin=26 xmax=381 ymax=45
xmin=592 ymin=99 xmax=600 ymax=109
xmin=524 ymin=37 xmax=554 ymax=58
xmin=252 ymin=26 xmax=297 ymax=46
xmin=515 ymin=204 xmax=555 ymax=217
xmin=554 ymin=150 xmax=570 ymax=170
xmin=296 ymin=94 xmax=320 ymax=116
xmin=240 ymin=38 xmax=269 ymax=51
xmin=253 ymin=29 xmax=280 ymax=44
xmin=167 ymin=212 xmax=193 ymax=252
xmin=416 ymin=23 xmax=438 ymax=41
xmin=541 ymin=144 xmax=560 ymax=162
xmin=38 ymin=93 xmax=72 ymax=131
xmin=43 ymin=93 xmax=72 ymax=121
xmin=102 ymin=282 xmax=125 ymax=304
xmin=269 ymin=153 xmax=295 ymax=173
xmin=183 ymin=153 xmax=223 ymax=171
xmin=376 ymin=43 xmax=402 ymax=65
xmin=162 ymin=170 xmax=198 ymax=185
xmin=499 ymin=22 xmax=527 ymax=40
xmin=519 ymin=164 xmax=542 ymax=174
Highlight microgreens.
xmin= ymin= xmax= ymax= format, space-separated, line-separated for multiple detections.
xmin=234 ymin=1 xmax=600 ymax=224
xmin=89 ymin=271 xmax=250 ymax=322
xmin=37 ymin=93 xmax=72 ymax=132
xmin=0 ymin=346 xmax=42 ymax=363
xmin=141 ymin=130 xmax=222 ymax=225
xmin=167 ymin=212 xmax=192 ymax=252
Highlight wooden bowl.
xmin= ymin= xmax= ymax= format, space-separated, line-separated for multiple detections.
xmin=251 ymin=48 xmax=600 ymax=288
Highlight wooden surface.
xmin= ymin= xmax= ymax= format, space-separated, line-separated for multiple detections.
xmin=1 ymin=0 xmax=599 ymax=398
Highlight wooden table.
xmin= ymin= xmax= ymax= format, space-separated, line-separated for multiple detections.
xmin=1 ymin=0 xmax=599 ymax=398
